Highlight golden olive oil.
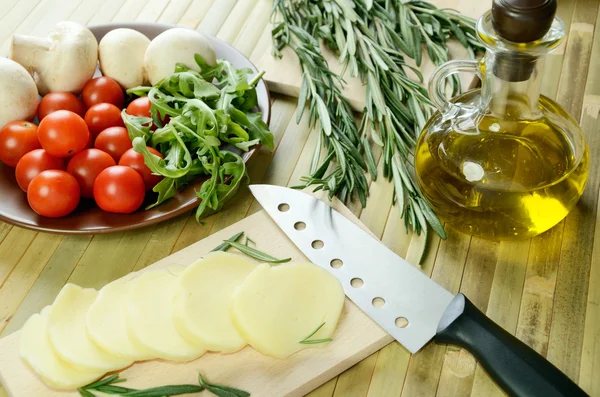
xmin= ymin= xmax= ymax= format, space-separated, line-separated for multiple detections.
xmin=415 ymin=92 xmax=589 ymax=239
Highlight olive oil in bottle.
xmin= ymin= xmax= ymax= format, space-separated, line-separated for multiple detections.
xmin=415 ymin=0 xmax=589 ymax=239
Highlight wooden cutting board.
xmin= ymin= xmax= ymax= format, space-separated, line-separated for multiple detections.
xmin=0 ymin=195 xmax=393 ymax=397
xmin=255 ymin=0 xmax=491 ymax=110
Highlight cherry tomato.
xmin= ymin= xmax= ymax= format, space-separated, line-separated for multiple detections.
xmin=37 ymin=92 xmax=86 ymax=120
xmin=94 ymin=126 xmax=132 ymax=162
xmin=28 ymin=170 xmax=80 ymax=218
xmin=66 ymin=149 xmax=116 ymax=198
xmin=126 ymin=97 xmax=151 ymax=118
xmin=37 ymin=110 xmax=90 ymax=158
xmin=94 ymin=166 xmax=145 ymax=214
xmin=84 ymin=103 xmax=125 ymax=138
xmin=82 ymin=77 xmax=124 ymax=108
xmin=15 ymin=149 xmax=65 ymax=192
xmin=0 ymin=121 xmax=41 ymax=167
xmin=119 ymin=147 xmax=163 ymax=190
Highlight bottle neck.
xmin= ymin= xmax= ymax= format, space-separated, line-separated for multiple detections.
xmin=481 ymin=50 xmax=545 ymax=119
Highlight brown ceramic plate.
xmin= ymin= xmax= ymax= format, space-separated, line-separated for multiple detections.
xmin=0 ymin=23 xmax=270 ymax=234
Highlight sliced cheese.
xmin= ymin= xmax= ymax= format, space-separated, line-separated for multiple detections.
xmin=127 ymin=270 xmax=206 ymax=361
xmin=86 ymin=275 xmax=154 ymax=361
xmin=20 ymin=306 xmax=105 ymax=390
xmin=174 ymin=252 xmax=257 ymax=353
xmin=48 ymin=284 xmax=132 ymax=372
xmin=230 ymin=263 xmax=345 ymax=359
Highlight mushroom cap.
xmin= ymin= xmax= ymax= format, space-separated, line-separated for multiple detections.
xmin=0 ymin=58 xmax=39 ymax=129
xmin=44 ymin=22 xmax=98 ymax=94
xmin=144 ymin=28 xmax=216 ymax=86
xmin=99 ymin=28 xmax=150 ymax=89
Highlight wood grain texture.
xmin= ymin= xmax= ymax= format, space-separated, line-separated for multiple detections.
xmin=0 ymin=0 xmax=598 ymax=396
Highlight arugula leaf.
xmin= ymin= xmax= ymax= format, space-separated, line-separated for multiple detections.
xmin=132 ymin=133 xmax=193 ymax=179
xmin=125 ymin=53 xmax=274 ymax=220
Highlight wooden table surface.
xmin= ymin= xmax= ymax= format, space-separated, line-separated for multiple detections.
xmin=0 ymin=0 xmax=599 ymax=396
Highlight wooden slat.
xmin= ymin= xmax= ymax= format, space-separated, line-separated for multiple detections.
xmin=579 ymin=7 xmax=600 ymax=396
xmin=0 ymin=233 xmax=62 ymax=334
xmin=546 ymin=0 xmax=600 ymax=381
xmin=197 ymin=0 xmax=237 ymax=35
xmin=1 ymin=236 xmax=91 ymax=337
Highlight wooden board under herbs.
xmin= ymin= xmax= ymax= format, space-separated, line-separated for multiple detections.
xmin=0 ymin=198 xmax=393 ymax=397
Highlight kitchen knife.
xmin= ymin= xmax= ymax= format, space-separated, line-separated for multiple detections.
xmin=249 ymin=184 xmax=588 ymax=397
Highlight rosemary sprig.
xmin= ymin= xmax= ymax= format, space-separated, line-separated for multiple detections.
xmin=211 ymin=231 xmax=245 ymax=252
xmin=299 ymin=322 xmax=333 ymax=345
xmin=225 ymin=240 xmax=291 ymax=264
xmin=79 ymin=373 xmax=250 ymax=397
xmin=272 ymin=0 xmax=483 ymax=261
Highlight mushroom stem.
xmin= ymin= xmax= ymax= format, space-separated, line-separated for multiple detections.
xmin=10 ymin=34 xmax=53 ymax=88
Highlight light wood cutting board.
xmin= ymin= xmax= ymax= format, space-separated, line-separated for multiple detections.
xmin=0 ymin=194 xmax=394 ymax=397
xmin=256 ymin=0 xmax=492 ymax=110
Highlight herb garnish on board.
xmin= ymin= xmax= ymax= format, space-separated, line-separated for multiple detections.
xmin=123 ymin=55 xmax=273 ymax=221
xmin=79 ymin=373 xmax=250 ymax=397
xmin=271 ymin=0 xmax=484 ymax=261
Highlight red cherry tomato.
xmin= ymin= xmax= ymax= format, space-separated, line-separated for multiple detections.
xmin=37 ymin=92 xmax=86 ymax=120
xmin=15 ymin=149 xmax=65 ymax=192
xmin=93 ymin=166 xmax=145 ymax=214
xmin=37 ymin=110 xmax=90 ymax=158
xmin=84 ymin=103 xmax=125 ymax=138
xmin=0 ymin=121 xmax=41 ymax=167
xmin=82 ymin=77 xmax=124 ymax=108
xmin=119 ymin=147 xmax=163 ymax=190
xmin=94 ymin=126 xmax=132 ymax=162
xmin=27 ymin=170 xmax=80 ymax=218
xmin=66 ymin=149 xmax=116 ymax=198
xmin=126 ymin=97 xmax=151 ymax=118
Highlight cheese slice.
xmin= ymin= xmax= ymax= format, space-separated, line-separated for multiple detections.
xmin=48 ymin=284 xmax=133 ymax=372
xmin=20 ymin=306 xmax=105 ymax=390
xmin=127 ymin=270 xmax=206 ymax=361
xmin=230 ymin=263 xmax=345 ymax=359
xmin=173 ymin=252 xmax=257 ymax=353
xmin=86 ymin=275 xmax=154 ymax=361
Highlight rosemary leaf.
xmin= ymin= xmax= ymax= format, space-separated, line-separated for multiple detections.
xmin=272 ymin=0 xmax=481 ymax=262
xmin=120 ymin=385 xmax=204 ymax=396
xmin=211 ymin=232 xmax=244 ymax=252
xmin=299 ymin=322 xmax=332 ymax=345
xmin=225 ymin=240 xmax=291 ymax=264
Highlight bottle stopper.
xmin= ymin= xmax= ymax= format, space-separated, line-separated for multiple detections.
xmin=490 ymin=0 xmax=557 ymax=81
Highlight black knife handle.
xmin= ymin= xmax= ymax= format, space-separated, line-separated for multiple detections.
xmin=434 ymin=294 xmax=588 ymax=397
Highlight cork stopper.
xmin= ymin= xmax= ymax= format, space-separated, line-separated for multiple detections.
xmin=492 ymin=0 xmax=557 ymax=43
xmin=490 ymin=0 xmax=557 ymax=82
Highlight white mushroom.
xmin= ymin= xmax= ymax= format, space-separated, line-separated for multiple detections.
xmin=144 ymin=28 xmax=217 ymax=86
xmin=10 ymin=21 xmax=98 ymax=95
xmin=0 ymin=58 xmax=39 ymax=129
xmin=99 ymin=29 xmax=150 ymax=89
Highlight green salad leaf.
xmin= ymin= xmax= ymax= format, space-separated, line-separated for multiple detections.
xmin=124 ymin=55 xmax=272 ymax=220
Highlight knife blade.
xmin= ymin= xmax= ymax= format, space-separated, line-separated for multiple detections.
xmin=249 ymin=184 xmax=588 ymax=397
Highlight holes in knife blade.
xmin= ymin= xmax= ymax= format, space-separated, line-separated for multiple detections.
xmin=294 ymin=222 xmax=306 ymax=231
xmin=372 ymin=297 xmax=386 ymax=308
xmin=311 ymin=240 xmax=324 ymax=249
xmin=350 ymin=278 xmax=364 ymax=288
xmin=278 ymin=203 xmax=290 ymax=212
xmin=395 ymin=317 xmax=409 ymax=328
xmin=330 ymin=259 xmax=343 ymax=269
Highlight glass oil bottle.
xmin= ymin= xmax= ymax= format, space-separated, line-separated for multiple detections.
xmin=415 ymin=0 xmax=589 ymax=239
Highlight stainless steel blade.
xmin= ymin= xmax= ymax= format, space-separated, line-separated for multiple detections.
xmin=249 ymin=184 xmax=454 ymax=353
